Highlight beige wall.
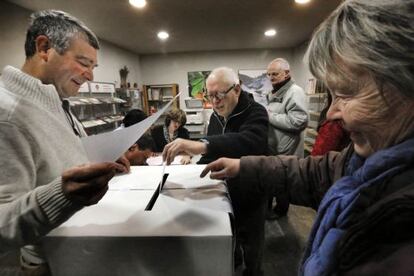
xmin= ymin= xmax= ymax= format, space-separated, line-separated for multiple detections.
xmin=0 ymin=1 xmax=29 ymax=71
xmin=139 ymin=48 xmax=311 ymax=107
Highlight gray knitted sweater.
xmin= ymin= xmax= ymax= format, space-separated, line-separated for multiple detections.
xmin=0 ymin=66 xmax=88 ymax=262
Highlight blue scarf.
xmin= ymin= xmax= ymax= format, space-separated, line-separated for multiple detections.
xmin=301 ymin=138 xmax=414 ymax=276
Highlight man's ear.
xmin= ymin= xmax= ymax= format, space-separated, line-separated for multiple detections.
xmin=285 ymin=70 xmax=290 ymax=78
xmin=234 ymin=84 xmax=242 ymax=96
xmin=35 ymin=35 xmax=52 ymax=62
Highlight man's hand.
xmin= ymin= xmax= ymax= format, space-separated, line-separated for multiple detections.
xmin=162 ymin=138 xmax=206 ymax=165
xmin=200 ymin=158 xmax=241 ymax=180
xmin=116 ymin=154 xmax=130 ymax=173
xmin=62 ymin=162 xmax=124 ymax=206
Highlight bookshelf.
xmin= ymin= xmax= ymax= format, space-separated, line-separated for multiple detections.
xmin=143 ymin=84 xmax=179 ymax=116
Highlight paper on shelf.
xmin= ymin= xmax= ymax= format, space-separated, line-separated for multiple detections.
xmin=81 ymin=93 xmax=180 ymax=162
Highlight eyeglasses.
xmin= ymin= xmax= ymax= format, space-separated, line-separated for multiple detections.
xmin=204 ymin=84 xmax=235 ymax=102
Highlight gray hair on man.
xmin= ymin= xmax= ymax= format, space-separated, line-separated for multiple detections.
xmin=25 ymin=10 xmax=100 ymax=58
xmin=269 ymin=58 xmax=290 ymax=71
xmin=207 ymin=67 xmax=240 ymax=86
xmin=306 ymin=0 xmax=414 ymax=99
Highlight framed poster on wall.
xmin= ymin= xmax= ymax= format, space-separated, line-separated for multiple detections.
xmin=238 ymin=69 xmax=272 ymax=107
xmin=187 ymin=71 xmax=211 ymax=108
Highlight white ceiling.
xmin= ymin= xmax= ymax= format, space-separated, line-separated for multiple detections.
xmin=6 ymin=0 xmax=342 ymax=55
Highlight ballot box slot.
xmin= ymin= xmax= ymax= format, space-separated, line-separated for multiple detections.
xmin=145 ymin=173 xmax=169 ymax=211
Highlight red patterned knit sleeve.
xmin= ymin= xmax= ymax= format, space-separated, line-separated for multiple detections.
xmin=311 ymin=120 xmax=350 ymax=156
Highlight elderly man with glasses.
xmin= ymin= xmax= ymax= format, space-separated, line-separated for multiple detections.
xmin=163 ymin=66 xmax=269 ymax=276
xmin=163 ymin=66 xmax=268 ymax=165
xmin=265 ymin=58 xmax=309 ymax=221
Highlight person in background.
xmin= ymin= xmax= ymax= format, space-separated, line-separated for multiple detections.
xmin=116 ymin=109 xmax=156 ymax=166
xmin=265 ymin=58 xmax=308 ymax=220
xmin=311 ymin=92 xmax=350 ymax=156
xmin=124 ymin=133 xmax=156 ymax=166
xmin=115 ymin=108 xmax=147 ymax=130
xmin=151 ymin=108 xmax=191 ymax=164
xmin=0 ymin=10 xmax=129 ymax=275
xmin=201 ymin=0 xmax=414 ymax=274
xmin=163 ymin=67 xmax=269 ymax=276
xmin=122 ymin=108 xmax=147 ymax=128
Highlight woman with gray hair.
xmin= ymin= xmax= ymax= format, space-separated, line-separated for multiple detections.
xmin=201 ymin=0 xmax=414 ymax=275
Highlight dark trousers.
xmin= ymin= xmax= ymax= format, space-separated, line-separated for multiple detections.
xmin=267 ymin=193 xmax=290 ymax=216
xmin=228 ymin=178 xmax=266 ymax=276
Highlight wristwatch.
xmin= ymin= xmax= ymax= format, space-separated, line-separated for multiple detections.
xmin=199 ymin=138 xmax=209 ymax=154
xmin=199 ymin=138 xmax=210 ymax=145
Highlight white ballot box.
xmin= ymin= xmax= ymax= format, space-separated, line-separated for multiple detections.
xmin=42 ymin=165 xmax=233 ymax=276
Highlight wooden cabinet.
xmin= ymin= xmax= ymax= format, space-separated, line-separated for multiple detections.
xmin=142 ymin=84 xmax=179 ymax=116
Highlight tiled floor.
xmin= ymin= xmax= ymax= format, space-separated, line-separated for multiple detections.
xmin=0 ymin=205 xmax=315 ymax=276
xmin=234 ymin=204 xmax=316 ymax=276
xmin=0 ymin=249 xmax=20 ymax=276
xmin=262 ymin=205 xmax=316 ymax=276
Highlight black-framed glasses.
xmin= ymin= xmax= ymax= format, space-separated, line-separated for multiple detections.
xmin=204 ymin=84 xmax=235 ymax=102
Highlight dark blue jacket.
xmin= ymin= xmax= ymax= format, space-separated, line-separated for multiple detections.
xmin=198 ymin=91 xmax=268 ymax=164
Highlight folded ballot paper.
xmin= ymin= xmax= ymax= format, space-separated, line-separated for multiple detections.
xmin=81 ymin=93 xmax=180 ymax=163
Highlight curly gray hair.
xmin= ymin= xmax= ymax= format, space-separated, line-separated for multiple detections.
xmin=306 ymin=0 xmax=414 ymax=99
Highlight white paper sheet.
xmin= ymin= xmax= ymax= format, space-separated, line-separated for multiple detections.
xmin=109 ymin=166 xmax=162 ymax=190
xmin=107 ymin=165 xmax=232 ymax=214
xmin=146 ymin=155 xmax=183 ymax=166
xmin=81 ymin=94 xmax=180 ymax=162
xmin=159 ymin=161 xmax=166 ymax=193
xmin=160 ymin=189 xmax=233 ymax=213
xmin=164 ymin=165 xmax=222 ymax=189
xmin=110 ymin=165 xmax=221 ymax=190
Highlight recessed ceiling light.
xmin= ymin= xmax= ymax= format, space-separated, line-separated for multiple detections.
xmin=264 ymin=29 xmax=277 ymax=37
xmin=157 ymin=31 xmax=169 ymax=40
xmin=295 ymin=0 xmax=311 ymax=4
xmin=129 ymin=0 xmax=146 ymax=9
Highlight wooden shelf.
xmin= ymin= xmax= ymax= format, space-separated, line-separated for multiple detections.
xmin=143 ymin=84 xmax=179 ymax=115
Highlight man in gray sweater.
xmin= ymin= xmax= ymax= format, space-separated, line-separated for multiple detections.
xmin=265 ymin=58 xmax=308 ymax=220
xmin=0 ymin=10 xmax=129 ymax=275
